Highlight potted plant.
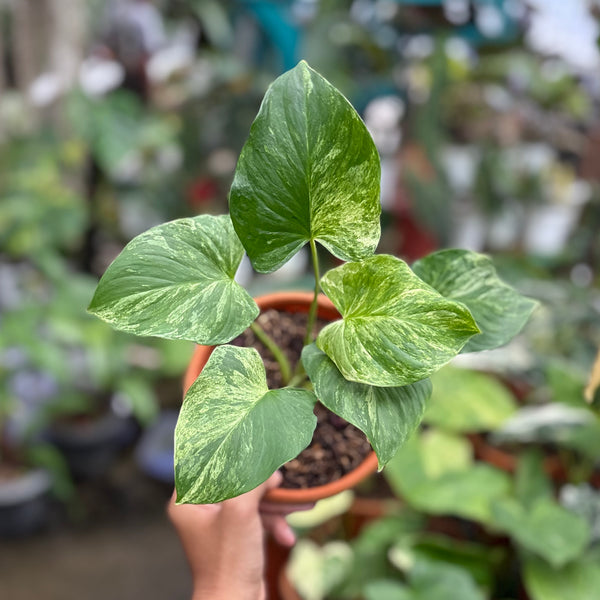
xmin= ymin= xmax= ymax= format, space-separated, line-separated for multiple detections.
xmin=88 ymin=61 xmax=536 ymax=506
xmin=281 ymin=520 xmax=492 ymax=600
xmin=0 ymin=255 xmax=172 ymax=485
xmin=0 ymin=361 xmax=74 ymax=536
xmin=282 ymin=427 xmax=600 ymax=600
xmin=383 ymin=427 xmax=600 ymax=600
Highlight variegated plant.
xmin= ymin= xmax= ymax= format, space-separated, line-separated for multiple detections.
xmin=88 ymin=61 xmax=537 ymax=504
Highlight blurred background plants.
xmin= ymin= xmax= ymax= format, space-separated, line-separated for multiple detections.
xmin=1 ymin=0 xmax=600 ymax=598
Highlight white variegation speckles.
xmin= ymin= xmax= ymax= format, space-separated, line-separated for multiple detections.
xmin=302 ymin=344 xmax=430 ymax=467
xmin=230 ymin=60 xmax=381 ymax=273
xmin=174 ymin=345 xmax=317 ymax=504
xmin=317 ymin=255 xmax=480 ymax=387
xmin=88 ymin=214 xmax=259 ymax=345
xmin=412 ymin=249 xmax=538 ymax=353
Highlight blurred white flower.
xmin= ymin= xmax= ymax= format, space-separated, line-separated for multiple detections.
xmin=79 ymin=56 xmax=125 ymax=97
xmin=208 ymin=148 xmax=237 ymax=177
xmin=475 ymin=4 xmax=505 ymax=38
xmin=364 ymin=95 xmax=405 ymax=154
xmin=29 ymin=73 xmax=63 ymax=107
xmin=443 ymin=0 xmax=470 ymax=25
xmin=146 ymin=44 xmax=195 ymax=84
xmin=157 ymin=144 xmax=183 ymax=174
xmin=403 ymin=34 xmax=434 ymax=60
xmin=112 ymin=151 xmax=143 ymax=183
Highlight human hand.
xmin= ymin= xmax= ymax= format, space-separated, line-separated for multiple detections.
xmin=167 ymin=471 xmax=311 ymax=600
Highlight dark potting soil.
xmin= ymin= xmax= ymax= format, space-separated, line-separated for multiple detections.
xmin=231 ymin=309 xmax=372 ymax=489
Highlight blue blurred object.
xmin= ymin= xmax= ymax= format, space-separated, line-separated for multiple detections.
xmin=135 ymin=410 xmax=179 ymax=484
xmin=241 ymin=1 xmax=302 ymax=71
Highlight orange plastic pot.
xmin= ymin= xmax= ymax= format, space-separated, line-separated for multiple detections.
xmin=182 ymin=291 xmax=378 ymax=504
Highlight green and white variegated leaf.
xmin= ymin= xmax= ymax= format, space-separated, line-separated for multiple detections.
xmin=491 ymin=497 xmax=590 ymax=568
xmin=229 ymin=60 xmax=381 ymax=273
xmin=88 ymin=214 xmax=258 ymax=345
xmin=523 ymin=551 xmax=600 ymax=600
xmin=425 ymin=366 xmax=517 ymax=433
xmin=302 ymin=344 xmax=430 ymax=467
xmin=385 ymin=430 xmax=512 ymax=525
xmin=317 ymin=255 xmax=480 ymax=387
xmin=412 ymin=249 xmax=538 ymax=353
xmin=175 ymin=345 xmax=317 ymax=504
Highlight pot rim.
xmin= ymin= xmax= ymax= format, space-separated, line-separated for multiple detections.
xmin=182 ymin=290 xmax=378 ymax=504
xmin=0 ymin=468 xmax=52 ymax=506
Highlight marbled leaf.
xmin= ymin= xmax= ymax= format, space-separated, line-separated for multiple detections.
xmin=88 ymin=214 xmax=258 ymax=345
xmin=229 ymin=60 xmax=381 ymax=273
xmin=175 ymin=345 xmax=317 ymax=504
xmin=317 ymin=255 xmax=480 ymax=387
xmin=412 ymin=249 xmax=538 ymax=352
xmin=302 ymin=344 xmax=430 ymax=467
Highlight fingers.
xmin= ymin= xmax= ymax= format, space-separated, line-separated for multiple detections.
xmin=259 ymin=501 xmax=316 ymax=516
xmin=235 ymin=471 xmax=284 ymax=507
xmin=167 ymin=475 xmax=301 ymax=550
xmin=167 ymin=470 xmax=309 ymax=527
xmin=261 ymin=514 xmax=296 ymax=547
xmin=262 ymin=470 xmax=284 ymax=492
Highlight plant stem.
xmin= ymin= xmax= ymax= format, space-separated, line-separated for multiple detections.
xmin=250 ymin=321 xmax=292 ymax=384
xmin=303 ymin=238 xmax=321 ymax=348
xmin=288 ymin=240 xmax=322 ymax=383
xmin=288 ymin=372 xmax=309 ymax=388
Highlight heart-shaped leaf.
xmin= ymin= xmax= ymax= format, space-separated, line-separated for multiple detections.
xmin=425 ymin=366 xmax=517 ymax=433
xmin=409 ymin=558 xmax=486 ymax=600
xmin=412 ymin=249 xmax=538 ymax=352
xmin=302 ymin=344 xmax=430 ymax=467
xmin=364 ymin=580 xmax=413 ymax=600
xmin=229 ymin=60 xmax=381 ymax=273
xmin=491 ymin=497 xmax=590 ymax=568
xmin=523 ymin=551 xmax=600 ymax=600
xmin=317 ymin=255 xmax=480 ymax=387
xmin=88 ymin=214 xmax=258 ymax=345
xmin=175 ymin=345 xmax=317 ymax=504
xmin=385 ymin=431 xmax=511 ymax=525
xmin=287 ymin=540 xmax=354 ymax=600
xmin=373 ymin=556 xmax=486 ymax=600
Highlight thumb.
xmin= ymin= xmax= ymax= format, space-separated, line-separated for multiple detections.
xmin=238 ymin=470 xmax=283 ymax=506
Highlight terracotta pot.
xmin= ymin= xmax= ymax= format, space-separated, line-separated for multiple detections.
xmin=341 ymin=496 xmax=402 ymax=539
xmin=183 ymin=291 xmax=379 ymax=504
xmin=278 ymin=570 xmax=303 ymax=600
xmin=467 ymin=433 xmax=567 ymax=483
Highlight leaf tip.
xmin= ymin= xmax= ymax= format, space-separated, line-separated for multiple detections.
xmin=86 ymin=295 xmax=99 ymax=315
